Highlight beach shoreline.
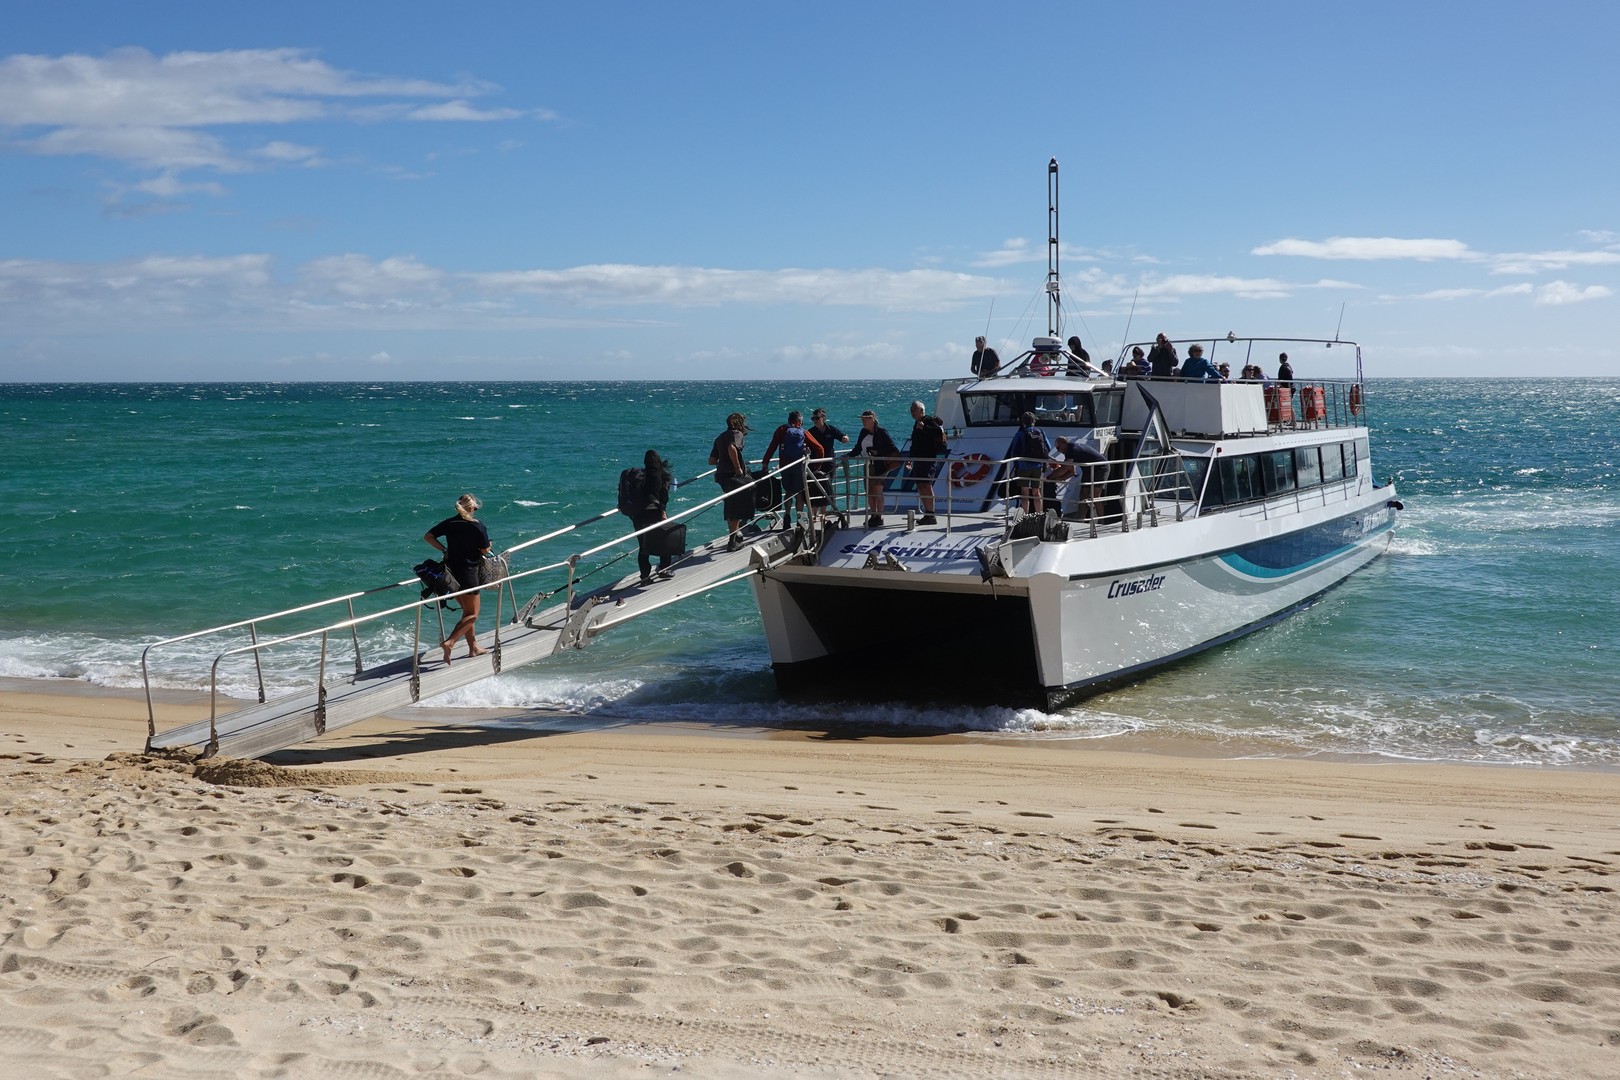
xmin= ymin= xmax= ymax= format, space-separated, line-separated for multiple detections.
xmin=3 ymin=679 xmax=1618 ymax=1078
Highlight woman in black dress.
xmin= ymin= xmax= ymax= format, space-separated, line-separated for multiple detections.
xmin=423 ymin=493 xmax=491 ymax=664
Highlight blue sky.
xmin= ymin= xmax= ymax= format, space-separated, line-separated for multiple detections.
xmin=2 ymin=1 xmax=1616 ymax=381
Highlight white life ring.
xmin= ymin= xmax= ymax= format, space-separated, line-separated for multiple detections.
xmin=951 ymin=453 xmax=993 ymax=488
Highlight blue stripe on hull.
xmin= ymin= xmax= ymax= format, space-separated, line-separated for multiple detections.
xmin=1220 ymin=512 xmax=1395 ymax=580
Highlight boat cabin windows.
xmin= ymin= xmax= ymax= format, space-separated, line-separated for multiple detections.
xmin=959 ymin=389 xmax=1124 ymax=428
xmin=1295 ymin=446 xmax=1322 ymax=488
xmin=1200 ymin=439 xmax=1362 ymax=510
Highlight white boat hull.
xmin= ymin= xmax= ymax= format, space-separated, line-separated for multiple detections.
xmin=753 ymin=482 xmax=1397 ymax=709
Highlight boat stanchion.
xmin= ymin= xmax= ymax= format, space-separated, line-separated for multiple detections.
xmin=347 ymin=598 xmax=363 ymax=675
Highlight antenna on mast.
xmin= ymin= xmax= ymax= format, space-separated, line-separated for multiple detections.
xmin=1046 ymin=157 xmax=1060 ymax=337
xmin=1333 ymin=302 xmax=1346 ymax=343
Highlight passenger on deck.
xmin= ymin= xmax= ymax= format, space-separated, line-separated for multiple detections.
xmin=1123 ymin=346 xmax=1150 ymax=379
xmin=1216 ymin=362 xmax=1232 ymax=381
xmin=632 ymin=450 xmax=676 ymax=586
xmin=807 ymin=408 xmax=848 ymax=517
xmin=760 ymin=411 xmax=825 ymax=528
xmin=1101 ymin=359 xmax=1114 ymax=377
xmin=1147 ymin=334 xmax=1179 ymax=378
xmin=1179 ymin=344 xmax=1220 ymax=382
xmin=1276 ymin=352 xmax=1295 ymax=389
xmin=1028 ymin=350 xmax=1053 ymax=376
xmin=423 ymin=493 xmax=491 ymax=665
xmin=1006 ymin=411 xmax=1053 ymax=515
xmin=906 ymin=400 xmax=948 ymax=526
xmin=1065 ymin=336 xmax=1092 ymax=376
xmin=710 ymin=412 xmax=752 ymax=551
xmin=1050 ymin=436 xmax=1108 ymax=519
xmin=971 ymin=336 xmax=1001 ymax=377
xmin=851 ymin=410 xmax=901 ymax=528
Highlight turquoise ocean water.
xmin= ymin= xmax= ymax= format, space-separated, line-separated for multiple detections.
xmin=4 ymin=378 xmax=1617 ymax=768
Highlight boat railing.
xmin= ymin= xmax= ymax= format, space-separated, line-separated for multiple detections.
xmin=838 ymin=449 xmax=1199 ymax=537
xmin=140 ymin=459 xmax=811 ymax=750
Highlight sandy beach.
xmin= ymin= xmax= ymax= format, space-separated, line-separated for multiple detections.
xmin=2 ymin=683 xmax=1617 ymax=1079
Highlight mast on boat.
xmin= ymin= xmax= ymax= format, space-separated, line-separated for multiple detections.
xmin=1046 ymin=157 xmax=1061 ymax=338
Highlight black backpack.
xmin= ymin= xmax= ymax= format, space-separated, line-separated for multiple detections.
xmin=617 ymin=467 xmax=646 ymax=517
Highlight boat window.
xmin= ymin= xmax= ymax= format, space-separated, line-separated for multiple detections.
xmin=1217 ymin=455 xmax=1257 ymax=504
xmin=959 ymin=392 xmax=1097 ymax=427
xmin=1295 ymin=445 xmax=1322 ymax=487
xmin=1092 ymin=390 xmax=1123 ymax=426
xmin=1343 ymin=442 xmax=1358 ymax=479
xmin=1321 ymin=442 xmax=1346 ymax=483
xmin=1261 ymin=450 xmax=1296 ymax=496
xmin=1181 ymin=458 xmax=1211 ymax=505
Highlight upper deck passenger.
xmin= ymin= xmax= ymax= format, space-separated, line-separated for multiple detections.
xmin=971 ymin=336 xmax=1001 ymax=377
xmin=1147 ymin=334 xmax=1179 ymax=378
xmin=1179 ymin=344 xmax=1220 ymax=382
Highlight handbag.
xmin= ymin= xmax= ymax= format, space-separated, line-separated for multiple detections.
xmin=479 ymin=553 xmax=508 ymax=587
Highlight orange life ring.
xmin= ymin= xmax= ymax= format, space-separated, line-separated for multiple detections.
xmin=1349 ymin=383 xmax=1363 ymax=415
xmin=951 ymin=453 xmax=993 ymax=487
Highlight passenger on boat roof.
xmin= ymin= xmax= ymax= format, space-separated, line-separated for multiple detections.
xmin=1123 ymin=346 xmax=1150 ymax=379
xmin=971 ymin=336 xmax=1002 ymax=377
xmin=1006 ymin=411 xmax=1053 ymax=516
xmin=807 ymin=408 xmax=848 ymax=516
xmin=1216 ymin=362 xmax=1231 ymax=381
xmin=423 ymin=493 xmax=491 ymax=666
xmin=1065 ymin=336 xmax=1092 ymax=377
xmin=1276 ymin=352 xmax=1295 ymax=389
xmin=633 ymin=450 xmax=676 ymax=587
xmin=760 ymin=411 xmax=825 ymax=528
xmin=1147 ymin=333 xmax=1179 ymax=378
xmin=1179 ymin=343 xmax=1221 ymax=382
xmin=851 ymin=409 xmax=901 ymax=529
xmin=906 ymin=400 xmax=948 ymax=526
xmin=710 ymin=412 xmax=752 ymax=551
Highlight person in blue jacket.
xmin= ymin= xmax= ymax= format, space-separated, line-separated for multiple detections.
xmin=1178 ymin=343 xmax=1222 ymax=381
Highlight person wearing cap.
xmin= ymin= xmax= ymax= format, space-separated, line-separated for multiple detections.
xmin=423 ymin=493 xmax=491 ymax=664
xmin=850 ymin=410 xmax=900 ymax=528
xmin=971 ymin=336 xmax=1001 ymax=377
xmin=709 ymin=412 xmax=752 ymax=550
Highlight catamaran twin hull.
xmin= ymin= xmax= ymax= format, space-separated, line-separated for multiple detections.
xmin=752 ymin=488 xmax=1396 ymax=711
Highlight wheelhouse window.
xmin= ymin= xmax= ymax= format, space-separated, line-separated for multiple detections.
xmin=959 ymin=392 xmax=1108 ymax=427
xmin=1321 ymin=442 xmax=1346 ymax=483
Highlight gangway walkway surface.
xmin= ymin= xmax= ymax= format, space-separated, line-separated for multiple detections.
xmin=146 ymin=527 xmax=798 ymax=761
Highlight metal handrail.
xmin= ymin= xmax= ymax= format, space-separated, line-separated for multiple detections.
xmin=162 ymin=459 xmax=810 ymax=748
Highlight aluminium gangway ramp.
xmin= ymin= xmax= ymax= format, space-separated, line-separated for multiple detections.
xmin=145 ymin=529 xmax=796 ymax=761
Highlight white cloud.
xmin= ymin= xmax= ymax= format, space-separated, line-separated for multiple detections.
xmin=1488 ymin=249 xmax=1620 ymax=275
xmin=973 ymin=239 xmax=1035 ymax=268
xmin=475 ymin=264 xmax=1000 ymax=309
xmin=1253 ymin=237 xmax=1476 ymax=260
xmin=406 ymin=101 xmax=527 ymax=122
xmin=1534 ymin=281 xmax=1612 ymax=306
xmin=0 ymin=47 xmax=537 ymax=179
xmin=1578 ymin=229 xmax=1619 ymax=245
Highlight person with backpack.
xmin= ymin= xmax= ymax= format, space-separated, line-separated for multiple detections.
xmin=1005 ymin=412 xmax=1053 ymax=515
xmin=709 ymin=412 xmax=752 ymax=551
xmin=760 ymin=411 xmax=826 ymax=528
xmin=422 ymin=493 xmax=491 ymax=665
xmin=620 ymin=449 xmax=676 ymax=586
xmin=905 ymin=400 xmax=948 ymax=525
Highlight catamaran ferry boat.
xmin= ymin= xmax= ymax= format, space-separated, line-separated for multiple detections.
xmin=748 ymin=160 xmax=1399 ymax=708
xmin=140 ymin=158 xmax=1398 ymax=760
